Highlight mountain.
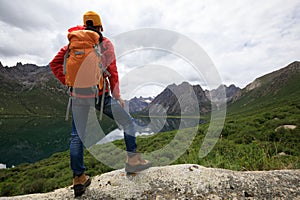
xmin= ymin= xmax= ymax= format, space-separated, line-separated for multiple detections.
xmin=229 ymin=61 xmax=300 ymax=113
xmin=143 ymin=82 xmax=211 ymax=116
xmin=1 ymin=61 xmax=299 ymax=117
xmin=125 ymin=96 xmax=153 ymax=114
xmin=0 ymin=62 xmax=67 ymax=117
xmin=205 ymin=84 xmax=241 ymax=102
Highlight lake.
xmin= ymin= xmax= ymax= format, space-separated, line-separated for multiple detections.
xmin=0 ymin=116 xmax=204 ymax=168
xmin=0 ymin=117 xmax=71 ymax=168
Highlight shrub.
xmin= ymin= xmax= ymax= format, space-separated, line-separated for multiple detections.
xmin=22 ymin=179 xmax=45 ymax=194
xmin=0 ymin=183 xmax=14 ymax=196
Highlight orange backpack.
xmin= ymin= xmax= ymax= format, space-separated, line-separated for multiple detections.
xmin=63 ymin=30 xmax=110 ymax=120
xmin=64 ymin=30 xmax=104 ymax=89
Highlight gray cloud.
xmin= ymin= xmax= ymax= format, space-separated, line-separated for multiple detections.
xmin=0 ymin=0 xmax=299 ymax=91
xmin=0 ymin=1 xmax=52 ymax=31
xmin=0 ymin=0 xmax=83 ymax=31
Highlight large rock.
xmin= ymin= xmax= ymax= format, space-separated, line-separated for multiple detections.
xmin=1 ymin=164 xmax=299 ymax=199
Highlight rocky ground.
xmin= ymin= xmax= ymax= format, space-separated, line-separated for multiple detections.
xmin=1 ymin=164 xmax=299 ymax=200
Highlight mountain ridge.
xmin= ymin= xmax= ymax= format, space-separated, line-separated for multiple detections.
xmin=0 ymin=62 xmax=240 ymax=116
xmin=1 ymin=60 xmax=299 ymax=116
xmin=0 ymin=62 xmax=67 ymax=117
xmin=143 ymin=81 xmax=211 ymax=115
xmin=229 ymin=61 xmax=300 ymax=113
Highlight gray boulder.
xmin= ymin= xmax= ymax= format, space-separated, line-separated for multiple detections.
xmin=1 ymin=164 xmax=299 ymax=199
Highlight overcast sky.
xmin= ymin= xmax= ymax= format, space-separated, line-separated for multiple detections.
xmin=0 ymin=0 xmax=299 ymax=97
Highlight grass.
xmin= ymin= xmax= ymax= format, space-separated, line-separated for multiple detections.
xmin=0 ymin=98 xmax=299 ymax=196
xmin=0 ymin=62 xmax=299 ymax=196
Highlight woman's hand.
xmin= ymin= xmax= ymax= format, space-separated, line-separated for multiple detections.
xmin=116 ymin=97 xmax=125 ymax=108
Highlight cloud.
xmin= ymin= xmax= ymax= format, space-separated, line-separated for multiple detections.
xmin=0 ymin=0 xmax=299 ymax=92
xmin=0 ymin=1 xmax=62 ymax=31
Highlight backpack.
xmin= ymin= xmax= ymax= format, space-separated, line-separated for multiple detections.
xmin=64 ymin=30 xmax=102 ymax=89
xmin=63 ymin=30 xmax=110 ymax=120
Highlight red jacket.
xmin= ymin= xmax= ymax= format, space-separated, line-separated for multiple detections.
xmin=50 ymin=26 xmax=121 ymax=99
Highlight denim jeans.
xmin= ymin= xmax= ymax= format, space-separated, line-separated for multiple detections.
xmin=70 ymin=95 xmax=137 ymax=176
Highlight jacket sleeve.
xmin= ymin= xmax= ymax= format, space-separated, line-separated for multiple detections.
xmin=102 ymin=38 xmax=121 ymax=99
xmin=49 ymin=46 xmax=68 ymax=85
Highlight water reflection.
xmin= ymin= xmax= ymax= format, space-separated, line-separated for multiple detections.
xmin=98 ymin=117 xmax=205 ymax=144
xmin=0 ymin=116 xmax=204 ymax=167
xmin=0 ymin=118 xmax=70 ymax=168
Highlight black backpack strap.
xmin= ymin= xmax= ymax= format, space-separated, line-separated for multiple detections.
xmin=63 ymin=45 xmax=70 ymax=75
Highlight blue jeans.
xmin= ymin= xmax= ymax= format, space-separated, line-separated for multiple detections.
xmin=70 ymin=95 xmax=137 ymax=176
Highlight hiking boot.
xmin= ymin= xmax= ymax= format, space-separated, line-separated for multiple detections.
xmin=125 ymin=153 xmax=151 ymax=173
xmin=73 ymin=173 xmax=91 ymax=197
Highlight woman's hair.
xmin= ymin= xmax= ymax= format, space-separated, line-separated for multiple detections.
xmin=86 ymin=20 xmax=94 ymax=27
xmin=85 ymin=20 xmax=103 ymax=43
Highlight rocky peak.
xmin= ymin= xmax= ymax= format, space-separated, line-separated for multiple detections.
xmin=125 ymin=96 xmax=154 ymax=114
xmin=1 ymin=62 xmax=49 ymax=80
xmin=144 ymin=82 xmax=211 ymax=115
xmin=205 ymin=84 xmax=241 ymax=102
xmin=0 ymin=62 xmax=64 ymax=92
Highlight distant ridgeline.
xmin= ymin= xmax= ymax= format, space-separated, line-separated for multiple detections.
xmin=0 ymin=62 xmax=67 ymax=117
xmin=1 ymin=61 xmax=300 ymax=117
xmin=0 ymin=61 xmax=242 ymax=117
xmin=228 ymin=61 xmax=300 ymax=114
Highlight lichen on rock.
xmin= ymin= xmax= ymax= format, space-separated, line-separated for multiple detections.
xmin=1 ymin=164 xmax=299 ymax=200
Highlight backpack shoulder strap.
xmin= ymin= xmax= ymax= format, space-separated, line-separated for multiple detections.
xmin=63 ymin=45 xmax=70 ymax=75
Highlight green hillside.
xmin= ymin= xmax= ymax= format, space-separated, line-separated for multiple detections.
xmin=0 ymin=89 xmax=66 ymax=117
xmin=0 ymin=77 xmax=67 ymax=117
xmin=0 ymin=61 xmax=299 ymax=196
xmin=0 ymin=62 xmax=68 ymax=118
xmin=227 ymin=61 xmax=300 ymax=115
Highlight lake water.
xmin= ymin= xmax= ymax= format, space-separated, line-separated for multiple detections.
xmin=0 ymin=116 xmax=204 ymax=168
xmin=0 ymin=117 xmax=71 ymax=168
xmin=98 ymin=117 xmax=205 ymax=144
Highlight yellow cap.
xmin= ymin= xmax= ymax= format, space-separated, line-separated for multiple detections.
xmin=83 ymin=11 xmax=102 ymax=27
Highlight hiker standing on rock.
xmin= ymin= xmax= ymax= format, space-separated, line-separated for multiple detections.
xmin=50 ymin=11 xmax=151 ymax=197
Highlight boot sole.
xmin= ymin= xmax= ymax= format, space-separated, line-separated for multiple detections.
xmin=74 ymin=177 xmax=92 ymax=197
xmin=125 ymin=162 xmax=151 ymax=173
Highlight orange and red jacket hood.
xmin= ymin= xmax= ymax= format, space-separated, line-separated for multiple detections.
xmin=49 ymin=26 xmax=121 ymax=99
